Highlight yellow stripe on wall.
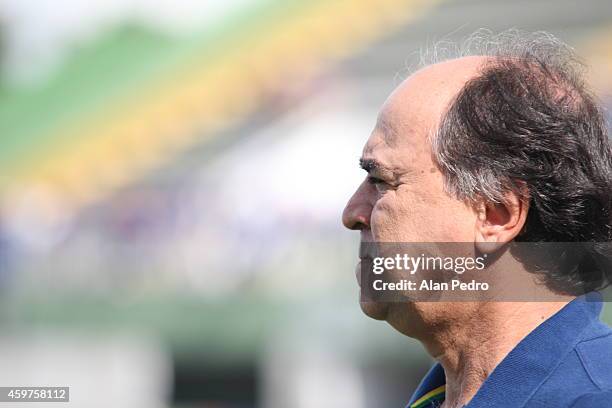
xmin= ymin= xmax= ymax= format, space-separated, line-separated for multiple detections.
xmin=4 ymin=0 xmax=440 ymax=210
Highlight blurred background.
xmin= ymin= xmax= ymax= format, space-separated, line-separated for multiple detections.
xmin=0 ymin=0 xmax=610 ymax=407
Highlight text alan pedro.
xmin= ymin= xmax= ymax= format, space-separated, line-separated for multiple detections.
xmin=370 ymin=254 xmax=490 ymax=292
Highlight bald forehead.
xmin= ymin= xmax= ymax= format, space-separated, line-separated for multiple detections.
xmin=375 ymin=56 xmax=490 ymax=145
xmin=362 ymin=56 xmax=490 ymax=173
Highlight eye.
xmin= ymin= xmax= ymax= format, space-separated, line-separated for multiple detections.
xmin=368 ymin=176 xmax=390 ymax=193
xmin=367 ymin=176 xmax=386 ymax=186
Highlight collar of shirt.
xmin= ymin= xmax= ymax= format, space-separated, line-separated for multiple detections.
xmin=406 ymin=293 xmax=604 ymax=408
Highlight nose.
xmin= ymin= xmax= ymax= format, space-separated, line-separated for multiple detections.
xmin=342 ymin=180 xmax=373 ymax=230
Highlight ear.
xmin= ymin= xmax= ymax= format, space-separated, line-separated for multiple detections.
xmin=474 ymin=189 xmax=529 ymax=254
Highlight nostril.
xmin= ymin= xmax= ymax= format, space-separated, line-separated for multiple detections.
xmin=343 ymin=211 xmax=369 ymax=230
xmin=352 ymin=216 xmax=369 ymax=230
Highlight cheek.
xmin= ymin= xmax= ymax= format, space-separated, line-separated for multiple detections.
xmin=370 ymin=185 xmax=474 ymax=242
xmin=370 ymin=194 xmax=395 ymax=240
xmin=370 ymin=191 xmax=427 ymax=241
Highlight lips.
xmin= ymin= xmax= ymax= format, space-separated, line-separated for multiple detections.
xmin=355 ymin=255 xmax=374 ymax=287
xmin=358 ymin=242 xmax=376 ymax=288
xmin=359 ymin=246 xmax=369 ymax=259
xmin=359 ymin=243 xmax=378 ymax=259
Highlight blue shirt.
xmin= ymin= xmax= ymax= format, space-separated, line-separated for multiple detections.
xmin=407 ymin=293 xmax=612 ymax=408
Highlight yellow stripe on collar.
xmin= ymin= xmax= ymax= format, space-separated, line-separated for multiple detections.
xmin=410 ymin=385 xmax=446 ymax=408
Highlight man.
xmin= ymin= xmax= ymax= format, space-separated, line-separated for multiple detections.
xmin=342 ymin=31 xmax=612 ymax=408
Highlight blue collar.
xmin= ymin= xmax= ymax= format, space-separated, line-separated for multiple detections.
xmin=407 ymin=293 xmax=604 ymax=408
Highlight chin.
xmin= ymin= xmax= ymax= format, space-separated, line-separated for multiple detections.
xmin=360 ymin=301 xmax=389 ymax=321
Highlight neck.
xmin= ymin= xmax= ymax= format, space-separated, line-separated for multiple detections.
xmin=422 ymin=300 xmax=571 ymax=408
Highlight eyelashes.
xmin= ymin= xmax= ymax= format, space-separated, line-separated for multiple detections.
xmin=367 ymin=176 xmax=384 ymax=184
xmin=367 ymin=176 xmax=388 ymax=187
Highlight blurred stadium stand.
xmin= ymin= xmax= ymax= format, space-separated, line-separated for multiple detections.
xmin=0 ymin=0 xmax=610 ymax=407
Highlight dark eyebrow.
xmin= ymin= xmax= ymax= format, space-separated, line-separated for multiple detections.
xmin=359 ymin=158 xmax=378 ymax=172
xmin=360 ymin=157 xmax=401 ymax=180
xmin=359 ymin=157 xmax=405 ymax=183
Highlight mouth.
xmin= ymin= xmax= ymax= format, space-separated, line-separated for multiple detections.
xmin=356 ymin=256 xmax=373 ymax=287
xmin=357 ymin=242 xmax=376 ymax=287
xmin=359 ymin=243 xmax=377 ymax=259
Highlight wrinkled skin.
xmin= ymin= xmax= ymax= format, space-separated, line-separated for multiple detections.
xmin=342 ymin=57 xmax=487 ymax=332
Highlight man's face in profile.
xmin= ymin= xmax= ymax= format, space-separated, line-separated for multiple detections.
xmin=340 ymin=31 xmax=612 ymax=408
xmin=341 ymin=57 xmax=487 ymax=323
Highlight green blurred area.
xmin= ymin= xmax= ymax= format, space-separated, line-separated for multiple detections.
xmin=0 ymin=0 xmax=313 ymax=174
xmin=4 ymin=295 xmax=612 ymax=362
